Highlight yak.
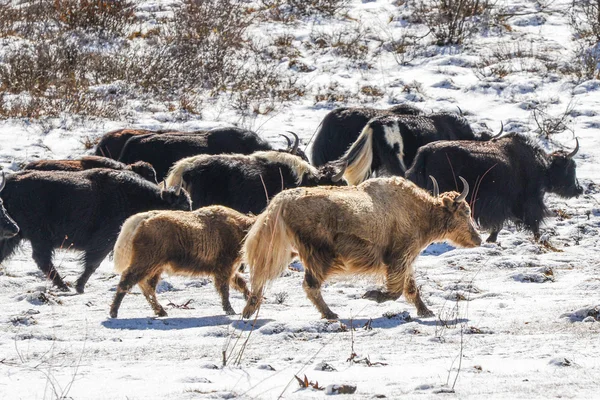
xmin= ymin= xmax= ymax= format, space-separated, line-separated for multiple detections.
xmin=242 ymin=176 xmax=481 ymax=320
xmin=118 ymin=128 xmax=306 ymax=181
xmin=23 ymin=155 xmax=158 ymax=184
xmin=342 ymin=113 xmax=503 ymax=185
xmin=164 ymin=151 xmax=346 ymax=214
xmin=0 ymin=169 xmax=191 ymax=293
xmin=0 ymin=173 xmax=20 ymax=239
xmin=310 ymin=104 xmax=423 ymax=167
xmin=109 ymin=206 xmax=254 ymax=318
xmin=406 ymin=133 xmax=582 ymax=242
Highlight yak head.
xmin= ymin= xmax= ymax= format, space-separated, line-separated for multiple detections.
xmin=307 ymin=160 xmax=348 ymax=187
xmin=129 ymin=161 xmax=158 ymax=184
xmin=546 ymin=139 xmax=583 ymax=198
xmin=279 ymin=132 xmax=309 ymax=162
xmin=431 ymin=176 xmax=481 ymax=248
xmin=0 ymin=172 xmax=20 ymax=239
xmin=160 ymin=180 xmax=192 ymax=211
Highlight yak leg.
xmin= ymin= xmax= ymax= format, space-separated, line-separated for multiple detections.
xmin=138 ymin=272 xmax=167 ymax=317
xmin=404 ymin=270 xmax=433 ymax=318
xmin=109 ymin=266 xmax=150 ymax=318
xmin=363 ymin=261 xmax=405 ymax=303
xmin=76 ymin=249 xmax=109 ymax=294
xmin=523 ymin=199 xmax=545 ymax=241
xmin=303 ymin=270 xmax=338 ymax=320
xmin=486 ymin=230 xmax=499 ymax=243
xmin=214 ymin=273 xmax=236 ymax=315
xmin=230 ymin=270 xmax=250 ymax=300
xmin=32 ymin=245 xmax=68 ymax=291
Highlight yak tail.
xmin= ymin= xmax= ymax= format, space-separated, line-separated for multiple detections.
xmin=164 ymin=156 xmax=195 ymax=188
xmin=405 ymin=148 xmax=428 ymax=189
xmin=342 ymin=123 xmax=373 ymax=186
xmin=242 ymin=199 xmax=295 ymax=317
xmin=113 ymin=212 xmax=153 ymax=274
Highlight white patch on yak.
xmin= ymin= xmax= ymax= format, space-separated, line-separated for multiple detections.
xmin=382 ymin=124 xmax=407 ymax=171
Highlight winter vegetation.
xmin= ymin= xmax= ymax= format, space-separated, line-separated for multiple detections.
xmin=0 ymin=0 xmax=599 ymax=399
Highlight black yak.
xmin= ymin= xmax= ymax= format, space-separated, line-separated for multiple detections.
xmin=406 ymin=134 xmax=582 ymax=242
xmin=0 ymin=169 xmax=191 ymax=293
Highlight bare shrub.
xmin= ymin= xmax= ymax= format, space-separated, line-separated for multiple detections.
xmin=260 ymin=0 xmax=348 ymax=22
xmin=52 ymin=0 xmax=136 ymax=36
xmin=412 ymin=0 xmax=496 ymax=45
xmin=313 ymin=81 xmax=356 ymax=105
xmin=566 ymin=43 xmax=600 ymax=81
xmin=569 ymin=0 xmax=600 ymax=45
xmin=473 ymin=41 xmax=559 ymax=81
xmin=309 ymin=24 xmax=371 ymax=63
xmin=529 ymin=100 xmax=574 ymax=139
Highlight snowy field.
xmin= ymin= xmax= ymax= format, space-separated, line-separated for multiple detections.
xmin=1 ymin=0 xmax=599 ymax=399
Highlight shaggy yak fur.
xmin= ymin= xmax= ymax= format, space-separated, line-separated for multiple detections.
xmin=118 ymin=128 xmax=306 ymax=181
xmin=164 ymin=151 xmax=346 ymax=214
xmin=23 ymin=155 xmax=158 ymax=184
xmin=310 ymin=104 xmax=423 ymax=167
xmin=406 ymin=134 xmax=582 ymax=242
xmin=242 ymin=176 xmax=481 ymax=320
xmin=0 ymin=169 xmax=191 ymax=293
xmin=109 ymin=206 xmax=254 ymax=318
xmin=342 ymin=113 xmax=502 ymax=185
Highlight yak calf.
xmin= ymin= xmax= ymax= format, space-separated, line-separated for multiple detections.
xmin=242 ymin=176 xmax=481 ymax=320
xmin=110 ymin=206 xmax=254 ymax=318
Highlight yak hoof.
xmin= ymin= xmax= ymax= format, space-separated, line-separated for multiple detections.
xmin=362 ymin=290 xmax=386 ymax=303
xmin=225 ymin=309 xmax=236 ymax=316
xmin=109 ymin=310 xmax=118 ymax=319
xmin=75 ymin=285 xmax=85 ymax=294
xmin=417 ymin=308 xmax=434 ymax=318
xmin=322 ymin=312 xmax=339 ymax=320
xmin=156 ymin=309 xmax=168 ymax=317
xmin=56 ymin=284 xmax=71 ymax=292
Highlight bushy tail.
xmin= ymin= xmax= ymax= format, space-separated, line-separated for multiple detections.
xmin=343 ymin=124 xmax=373 ymax=185
xmin=113 ymin=212 xmax=154 ymax=273
xmin=164 ymin=156 xmax=196 ymax=188
xmin=242 ymin=199 xmax=295 ymax=317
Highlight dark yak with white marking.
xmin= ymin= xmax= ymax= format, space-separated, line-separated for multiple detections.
xmin=118 ymin=128 xmax=306 ymax=181
xmin=165 ymin=151 xmax=346 ymax=214
xmin=23 ymin=155 xmax=158 ymax=184
xmin=0 ymin=169 xmax=191 ymax=293
xmin=310 ymin=104 xmax=423 ymax=167
xmin=406 ymin=133 xmax=582 ymax=242
xmin=342 ymin=113 xmax=502 ymax=185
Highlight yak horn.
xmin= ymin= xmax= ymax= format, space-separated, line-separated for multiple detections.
xmin=456 ymin=176 xmax=469 ymax=202
xmin=567 ymin=138 xmax=579 ymax=159
xmin=429 ymin=175 xmax=439 ymax=198
xmin=456 ymin=106 xmax=463 ymax=116
xmin=332 ymin=161 xmax=348 ymax=183
xmin=0 ymin=171 xmax=5 ymax=192
xmin=491 ymin=121 xmax=504 ymax=139
xmin=286 ymin=131 xmax=299 ymax=154
xmin=279 ymin=133 xmax=292 ymax=149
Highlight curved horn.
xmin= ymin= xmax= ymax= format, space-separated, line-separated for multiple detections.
xmin=0 ymin=171 xmax=5 ymax=192
xmin=456 ymin=176 xmax=469 ymax=202
xmin=331 ymin=161 xmax=348 ymax=183
xmin=457 ymin=106 xmax=463 ymax=116
xmin=490 ymin=121 xmax=504 ymax=139
xmin=286 ymin=131 xmax=299 ymax=154
xmin=279 ymin=133 xmax=292 ymax=149
xmin=567 ymin=138 xmax=579 ymax=159
xmin=429 ymin=175 xmax=439 ymax=198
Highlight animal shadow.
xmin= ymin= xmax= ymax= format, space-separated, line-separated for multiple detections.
xmin=102 ymin=315 xmax=270 ymax=331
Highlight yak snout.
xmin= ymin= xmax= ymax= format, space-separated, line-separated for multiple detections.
xmin=0 ymin=212 xmax=19 ymax=239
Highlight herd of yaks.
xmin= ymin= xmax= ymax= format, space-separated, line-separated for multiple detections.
xmin=0 ymin=104 xmax=583 ymax=319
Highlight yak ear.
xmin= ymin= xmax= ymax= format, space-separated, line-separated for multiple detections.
xmin=441 ymin=196 xmax=454 ymax=209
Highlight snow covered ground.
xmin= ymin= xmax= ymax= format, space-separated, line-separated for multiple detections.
xmin=1 ymin=0 xmax=599 ymax=399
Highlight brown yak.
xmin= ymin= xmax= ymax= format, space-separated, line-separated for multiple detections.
xmin=242 ymin=176 xmax=481 ymax=320
xmin=109 ymin=206 xmax=254 ymax=318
